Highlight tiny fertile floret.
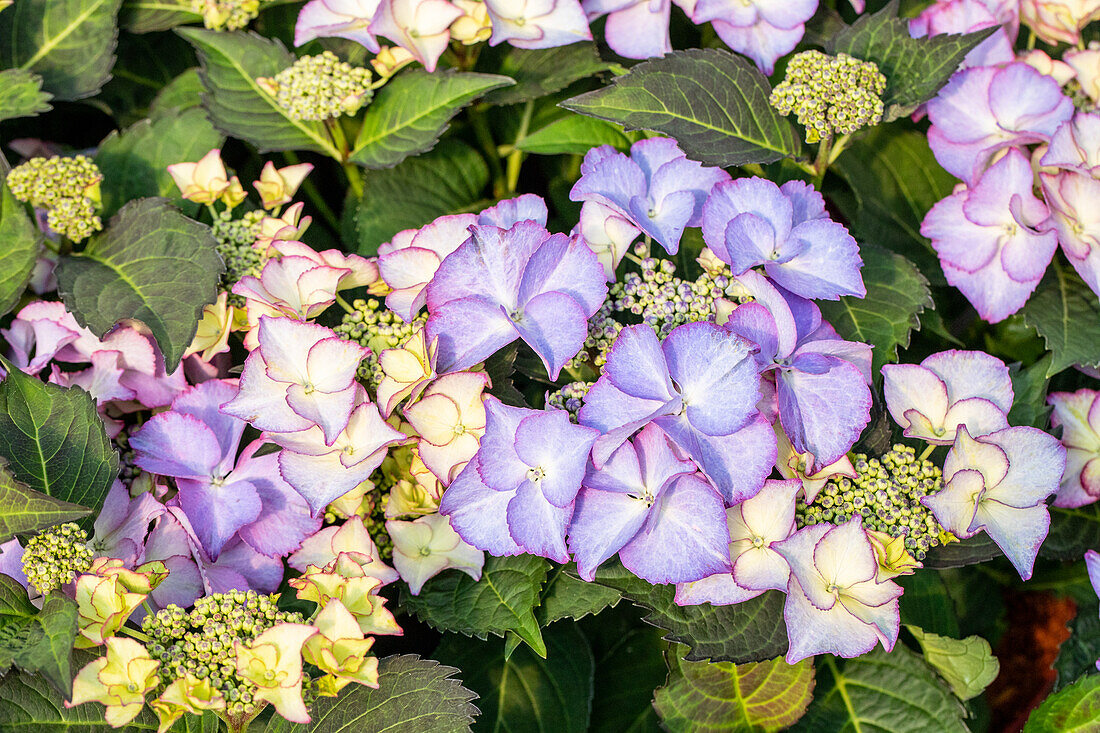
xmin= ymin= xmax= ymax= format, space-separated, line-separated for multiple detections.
xmin=21 ymin=523 xmax=94 ymax=594
xmin=258 ymin=51 xmax=373 ymax=121
xmin=770 ymin=50 xmax=887 ymax=143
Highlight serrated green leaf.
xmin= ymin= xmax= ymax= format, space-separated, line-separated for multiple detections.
xmin=1055 ymin=602 xmax=1100 ymax=692
xmin=169 ymin=711 xmax=223 ymax=732
xmin=791 ymin=647 xmax=968 ymax=732
xmin=402 ymin=554 xmax=549 ymax=657
xmin=261 ymin=655 xmax=479 ymax=733
xmin=478 ymin=42 xmax=612 ymax=106
xmin=95 ymin=30 xmax=196 ymax=126
xmin=0 ymin=68 xmax=53 ymax=122
xmin=1022 ymin=260 xmax=1100 ymax=377
xmin=95 ymin=108 xmax=224 ymax=217
xmin=0 ymin=0 xmax=122 ymax=101
xmin=0 ymin=177 xmax=41 ymax=317
xmin=355 ymin=139 xmax=489 ymax=255
xmin=435 ymin=623 xmax=594 ymax=733
xmin=0 ymin=359 xmax=118 ymax=513
xmin=897 ymin=571 xmax=959 ymax=638
xmin=907 ymin=626 xmax=999 ymax=700
xmin=1025 ymin=674 xmax=1100 ymax=732
xmin=121 ymin=0 xmax=200 ymax=33
xmin=819 ymin=243 xmax=932 ymax=374
xmin=55 ymin=197 xmax=224 ymax=370
xmin=562 ymin=48 xmax=800 ymax=167
xmin=0 ymin=575 xmax=80 ymax=697
xmin=588 ymin=560 xmax=788 ymax=663
xmin=1008 ymin=354 xmax=1054 ymax=429
xmin=923 ymin=534 xmax=1002 ymax=569
xmin=518 ymin=115 xmax=633 ymax=155
xmin=0 ymin=462 xmax=92 ymax=544
xmin=349 ymin=69 xmax=513 ymax=169
xmin=826 ymin=0 xmax=996 ymax=119
xmin=582 ymin=605 xmax=665 ymax=733
xmin=654 ymin=648 xmax=815 ymax=732
xmin=177 ymin=28 xmax=341 ymax=158
xmin=1042 ymin=504 xmax=1100 ymax=561
xmin=536 ymin=564 xmax=621 ymax=625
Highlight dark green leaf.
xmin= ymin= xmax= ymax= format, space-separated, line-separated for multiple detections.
xmin=819 ymin=243 xmax=932 ymax=374
xmin=826 ymin=0 xmax=996 ymax=119
xmin=0 ymin=461 xmax=92 ymax=544
xmin=906 ymin=626 xmax=999 ymax=701
xmin=169 ymin=711 xmax=223 ymax=733
xmin=0 ymin=177 xmax=41 ymax=317
xmin=589 ymin=560 xmax=788 ymax=663
xmin=1042 ymin=504 xmax=1100 ymax=561
xmin=478 ymin=42 xmax=612 ymax=105
xmin=581 ymin=604 xmax=666 ymax=733
xmin=654 ymin=648 xmax=814 ymax=732
xmin=1055 ymin=602 xmax=1100 ymax=691
xmin=897 ymin=571 xmax=959 ymax=638
xmin=177 ymin=28 xmax=341 ymax=158
xmin=923 ymin=534 xmax=1002 ymax=569
xmin=1008 ymin=354 xmax=1054 ymax=429
xmin=402 ymin=554 xmax=549 ymax=658
xmin=355 ymin=139 xmax=489 ymax=255
xmin=0 ymin=0 xmax=122 ymax=101
xmin=149 ymin=68 xmax=204 ymax=119
xmin=483 ymin=344 xmax=526 ymax=407
xmin=1022 ymin=261 xmax=1100 ymax=377
xmin=0 ymin=359 xmax=118 ymax=512
xmin=95 ymin=30 xmax=196 ymax=126
xmin=435 ymin=624 xmax=593 ymax=733
xmin=518 ymin=115 xmax=634 ymax=155
xmin=562 ymin=48 xmax=801 ymax=167
xmin=1025 ymin=674 xmax=1100 ymax=732
xmin=121 ymin=0 xmax=200 ymax=33
xmin=0 ymin=575 xmax=80 ymax=697
xmin=95 ymin=108 xmax=223 ymax=218
xmin=536 ymin=564 xmax=621 ymax=625
xmin=55 ymin=197 xmax=224 ymax=370
xmin=0 ymin=69 xmax=52 ymax=122
xmin=349 ymin=69 xmax=513 ymax=169
xmin=791 ymin=647 xmax=968 ymax=732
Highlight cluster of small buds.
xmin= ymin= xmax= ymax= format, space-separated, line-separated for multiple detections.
xmin=609 ymin=256 xmax=730 ymax=339
xmin=142 ymin=590 xmax=303 ymax=721
xmin=212 ymin=209 xmax=267 ymax=303
xmin=567 ymin=302 xmax=622 ymax=370
xmin=359 ymin=484 xmax=393 ymax=559
xmin=335 ymin=299 xmax=426 ymax=388
xmin=191 ymin=0 xmax=264 ymax=31
xmin=21 ymin=523 xmax=94 ymax=594
xmin=257 ymin=52 xmax=373 ymax=121
xmin=546 ymin=381 xmax=592 ymax=421
xmin=7 ymin=155 xmax=103 ymax=242
xmin=770 ymin=51 xmax=887 ymax=144
xmin=796 ymin=444 xmax=948 ymax=560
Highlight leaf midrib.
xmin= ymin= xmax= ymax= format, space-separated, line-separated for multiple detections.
xmin=20 ymin=0 xmax=112 ymax=72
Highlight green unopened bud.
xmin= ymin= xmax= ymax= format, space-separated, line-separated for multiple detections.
xmin=258 ymin=51 xmax=373 ymax=122
xmin=7 ymin=155 xmax=103 ymax=243
xmin=770 ymin=50 xmax=886 ymax=143
xmin=22 ymin=523 xmax=94 ymax=594
xmin=191 ymin=0 xmax=264 ymax=31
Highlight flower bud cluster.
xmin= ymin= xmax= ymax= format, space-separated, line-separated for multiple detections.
xmin=142 ymin=590 xmax=303 ymax=721
xmin=258 ymin=52 xmax=373 ymax=121
xmin=7 ymin=155 xmax=103 ymax=242
xmin=796 ymin=444 xmax=948 ymax=560
xmin=610 ymin=256 xmax=731 ymax=338
xmin=191 ymin=0 xmax=264 ymax=31
xmin=546 ymin=381 xmax=592 ymax=421
xmin=335 ymin=298 xmax=426 ymax=388
xmin=21 ymin=523 xmax=94 ymax=594
xmin=770 ymin=51 xmax=887 ymax=143
xmin=212 ymin=209 xmax=268 ymax=304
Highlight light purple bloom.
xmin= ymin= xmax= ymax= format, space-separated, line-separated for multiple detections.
xmin=927 ymin=63 xmax=1073 ymax=185
xmin=295 ymin=0 xmax=382 ymax=50
xmin=582 ymin=0 xmax=674 ymax=59
xmin=371 ymin=0 xmax=464 ymax=72
xmin=569 ymin=138 xmax=729 ymax=256
xmin=910 ymin=0 xmax=1018 ymax=69
xmin=425 ymin=221 xmax=607 ymax=378
xmin=477 ymin=194 xmax=548 ymax=228
xmin=922 ymin=426 xmax=1066 ymax=580
xmin=701 ymin=178 xmax=865 ymax=301
xmin=569 ymin=423 xmax=730 ymax=584
xmin=484 ymin=0 xmax=592 ymax=49
xmin=575 ymin=201 xmax=640 ymax=281
xmin=1047 ymin=389 xmax=1100 ymax=508
xmin=921 ymin=147 xmax=1058 ymax=323
xmin=378 ymin=215 xmax=477 ymax=323
xmin=0 ymin=539 xmax=27 ymax=590
xmin=90 ymin=481 xmax=164 ymax=567
xmin=1088 ymin=549 xmax=1100 ymax=670
xmin=691 ymin=0 xmax=817 ymax=74
xmin=1041 ymin=112 xmax=1100 ymax=177
xmin=1039 ymin=170 xmax=1100 ymax=299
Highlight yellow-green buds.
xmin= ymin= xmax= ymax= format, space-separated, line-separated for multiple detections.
xmin=867 ymin=529 xmax=923 ymax=581
xmin=191 ymin=0 xmax=264 ymax=31
xmin=7 ymin=155 xmax=103 ymax=242
xmin=67 ymin=637 xmax=160 ymax=728
xmin=149 ymin=674 xmax=226 ymax=733
xmin=21 ymin=522 xmax=93 ymax=595
xmin=289 ymin=554 xmax=402 ymax=636
xmin=770 ymin=50 xmax=887 ymax=143
xmin=258 ymin=51 xmax=373 ymax=121
xmin=451 ymin=0 xmax=492 ymax=44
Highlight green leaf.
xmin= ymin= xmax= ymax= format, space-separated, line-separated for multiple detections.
xmin=121 ymin=0 xmax=200 ymax=33
xmin=923 ymin=534 xmax=1002 ymax=568
xmin=518 ymin=115 xmax=633 ymax=155
xmin=55 ymin=197 xmax=224 ymax=371
xmin=582 ymin=605 xmax=666 ymax=733
xmin=589 ymin=560 xmax=788 ymax=663
xmin=826 ymin=0 xmax=996 ymax=119
xmin=897 ymin=571 xmax=959 ymax=638
xmin=1055 ymin=602 xmax=1100 ymax=692
xmin=0 ymin=0 xmax=122 ymax=101
xmin=0 ymin=177 xmax=41 ymax=317
xmin=536 ymin=565 xmax=621 ymax=625
xmin=1025 ymin=674 xmax=1100 ymax=732
xmin=355 ymin=139 xmax=489 ymax=255
xmin=149 ymin=67 xmax=204 ymax=119
xmin=0 ymin=575 xmax=80 ymax=697
xmin=95 ymin=108 xmax=224 ymax=218
xmin=654 ymin=649 xmax=815 ymax=732
xmin=906 ymin=626 xmax=999 ymax=701
xmin=791 ymin=647 xmax=968 ymax=732
xmin=818 ymin=243 xmax=932 ymax=374
xmin=349 ymin=69 xmax=513 ymax=169
xmin=1008 ymin=354 xmax=1054 ymax=429
xmin=177 ymin=28 xmax=341 ymax=158
xmin=435 ymin=623 xmax=594 ymax=733
xmin=0 ymin=359 xmax=118 ymax=512
xmin=169 ymin=711 xmax=223 ymax=733
xmin=562 ymin=48 xmax=801 ymax=167
xmin=0 ymin=461 xmax=92 ymax=544
xmin=0 ymin=68 xmax=53 ymax=122
xmin=478 ymin=42 xmax=612 ymax=105
xmin=95 ymin=30 xmax=196 ymax=126
xmin=1022 ymin=261 xmax=1100 ymax=377
xmin=402 ymin=554 xmax=550 ymax=658
xmin=1042 ymin=504 xmax=1100 ymax=561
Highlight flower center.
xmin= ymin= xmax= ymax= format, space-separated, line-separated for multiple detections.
xmin=526 ymin=466 xmax=546 ymax=483
xmin=751 ymin=536 xmax=765 ymax=549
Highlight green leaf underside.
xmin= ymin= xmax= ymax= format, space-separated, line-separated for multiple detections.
xmin=1008 ymin=354 xmax=1055 ymax=429
xmin=0 ymin=0 xmax=122 ymax=101
xmin=589 ymin=560 xmax=788 ymax=663
xmin=791 ymin=647 xmax=968 ymax=732
xmin=1025 ymin=674 xmax=1100 ymax=732
xmin=1042 ymin=504 xmax=1100 ymax=561
xmin=355 ymin=139 xmax=489 ymax=255
xmin=654 ymin=650 xmax=815 ymax=732
xmin=536 ymin=565 xmax=621 ymax=625
xmin=0 ymin=575 xmax=80 ymax=698
xmin=562 ymin=48 xmax=800 ymax=167
xmin=923 ymin=534 xmax=1002 ymax=568
xmin=0 ymin=68 xmax=53 ymax=122
xmin=350 ymin=69 xmax=513 ymax=169
xmin=55 ymin=197 xmax=224 ymax=370
xmin=121 ymin=0 xmax=200 ymax=33
xmin=1022 ymin=261 xmax=1100 ymax=377
xmin=0 ymin=462 xmax=92 ymax=544
xmin=906 ymin=626 xmax=999 ymax=701
xmin=518 ymin=115 xmax=633 ymax=155
xmin=0 ymin=359 xmax=118 ymax=513
xmin=177 ymin=28 xmax=340 ymax=157
xmin=435 ymin=623 xmax=594 ymax=733
xmin=0 ymin=178 xmax=41 ymax=317
xmin=819 ymin=243 xmax=932 ymax=375
xmin=478 ymin=42 xmax=613 ymax=106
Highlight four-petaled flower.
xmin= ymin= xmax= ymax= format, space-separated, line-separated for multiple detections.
xmin=1048 ymin=389 xmax=1100 ymax=507
xmin=388 ymin=512 xmax=485 ymax=594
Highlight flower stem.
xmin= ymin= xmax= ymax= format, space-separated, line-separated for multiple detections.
xmin=919 ymin=444 xmax=936 ymax=462
xmin=120 ymin=625 xmax=152 ymax=643
xmin=335 ymin=292 xmax=356 ymax=314
xmin=505 ymin=101 xmax=534 ymax=195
